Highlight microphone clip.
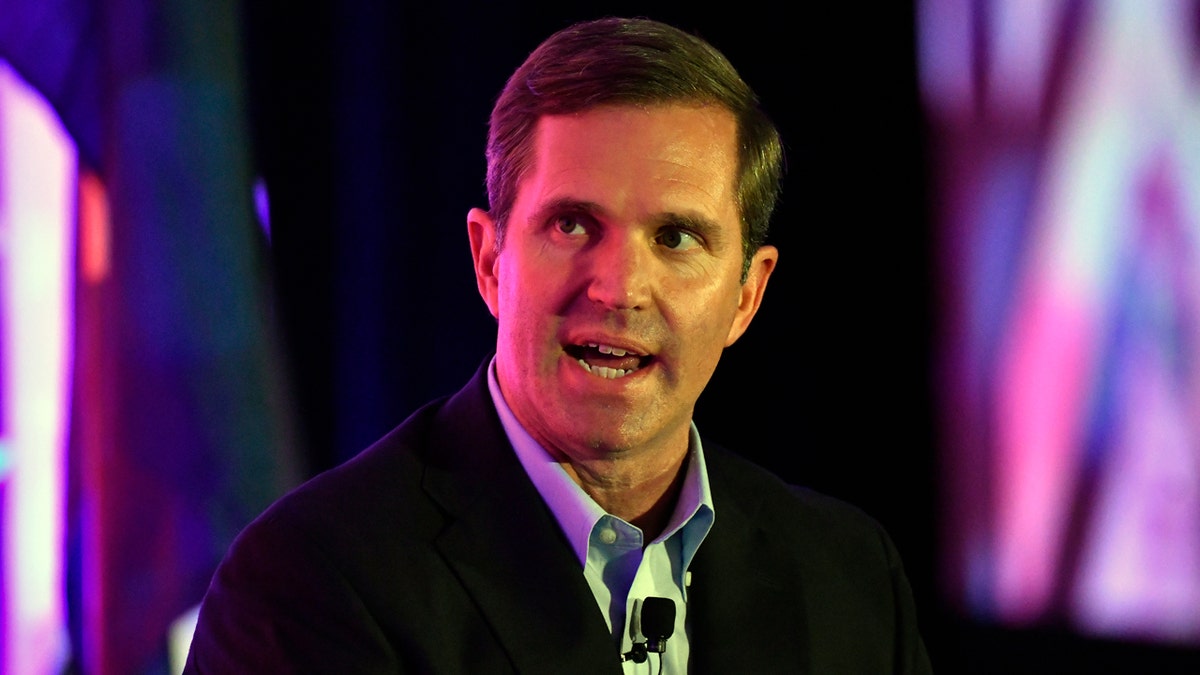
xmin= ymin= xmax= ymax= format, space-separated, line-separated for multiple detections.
xmin=619 ymin=597 xmax=675 ymax=664
xmin=620 ymin=642 xmax=651 ymax=664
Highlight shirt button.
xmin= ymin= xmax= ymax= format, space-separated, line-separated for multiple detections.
xmin=599 ymin=527 xmax=618 ymax=544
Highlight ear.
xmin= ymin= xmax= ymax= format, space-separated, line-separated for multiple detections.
xmin=467 ymin=207 xmax=501 ymax=319
xmin=725 ymin=245 xmax=778 ymax=346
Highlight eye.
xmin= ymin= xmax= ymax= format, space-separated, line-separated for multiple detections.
xmin=554 ymin=214 xmax=588 ymax=236
xmin=655 ymin=227 xmax=701 ymax=251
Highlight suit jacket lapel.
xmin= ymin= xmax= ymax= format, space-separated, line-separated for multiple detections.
xmin=420 ymin=365 xmax=622 ymax=675
xmin=688 ymin=448 xmax=809 ymax=674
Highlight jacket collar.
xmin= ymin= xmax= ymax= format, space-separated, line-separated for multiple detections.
xmin=420 ymin=360 xmax=624 ymax=674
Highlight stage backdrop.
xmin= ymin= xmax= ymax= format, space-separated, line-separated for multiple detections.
xmin=1 ymin=1 xmax=303 ymax=673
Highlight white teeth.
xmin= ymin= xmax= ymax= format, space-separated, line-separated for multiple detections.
xmin=576 ymin=359 xmax=632 ymax=379
xmin=587 ymin=342 xmax=629 ymax=357
xmin=575 ymin=342 xmax=640 ymax=379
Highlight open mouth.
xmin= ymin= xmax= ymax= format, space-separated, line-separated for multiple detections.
xmin=563 ymin=342 xmax=652 ymax=379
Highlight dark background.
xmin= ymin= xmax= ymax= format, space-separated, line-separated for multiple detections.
xmin=241 ymin=2 xmax=1200 ymax=672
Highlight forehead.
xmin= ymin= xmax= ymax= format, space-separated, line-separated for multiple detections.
xmin=519 ymin=104 xmax=740 ymax=223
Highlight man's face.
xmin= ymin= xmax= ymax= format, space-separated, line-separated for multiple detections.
xmin=468 ymin=104 xmax=776 ymax=463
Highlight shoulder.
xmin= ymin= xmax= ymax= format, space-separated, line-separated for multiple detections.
xmin=692 ymin=442 xmax=933 ymax=672
xmin=703 ymin=442 xmax=877 ymax=524
xmin=229 ymin=362 xmax=519 ymax=563
xmin=186 ymin=393 xmax=469 ymax=671
xmin=703 ymin=441 xmax=901 ymax=567
xmin=219 ymin=394 xmax=450 ymax=564
xmin=262 ymin=376 xmax=503 ymax=528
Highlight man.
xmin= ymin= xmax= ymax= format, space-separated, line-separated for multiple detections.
xmin=185 ymin=16 xmax=933 ymax=673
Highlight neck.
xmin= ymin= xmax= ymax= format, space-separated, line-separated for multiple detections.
xmin=561 ymin=447 xmax=689 ymax=541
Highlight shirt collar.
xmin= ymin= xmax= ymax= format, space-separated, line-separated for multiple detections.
xmin=486 ymin=356 xmax=714 ymax=567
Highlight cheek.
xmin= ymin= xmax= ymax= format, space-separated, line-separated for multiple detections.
xmin=498 ymin=270 xmax=553 ymax=339
xmin=497 ymin=258 xmax=539 ymax=312
xmin=670 ymin=274 xmax=740 ymax=320
xmin=683 ymin=287 xmax=745 ymax=357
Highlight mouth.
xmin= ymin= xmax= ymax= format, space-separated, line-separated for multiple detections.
xmin=563 ymin=342 xmax=653 ymax=379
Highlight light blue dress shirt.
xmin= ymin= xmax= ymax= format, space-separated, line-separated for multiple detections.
xmin=487 ymin=359 xmax=715 ymax=674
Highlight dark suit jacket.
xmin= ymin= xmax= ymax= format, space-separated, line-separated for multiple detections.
xmin=185 ymin=361 xmax=933 ymax=673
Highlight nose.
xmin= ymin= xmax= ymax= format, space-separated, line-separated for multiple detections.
xmin=585 ymin=233 xmax=651 ymax=310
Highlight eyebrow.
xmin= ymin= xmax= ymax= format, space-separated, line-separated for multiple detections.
xmin=529 ymin=196 xmax=606 ymax=226
xmin=530 ymin=196 xmax=732 ymax=248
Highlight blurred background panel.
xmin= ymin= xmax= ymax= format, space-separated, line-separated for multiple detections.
xmin=0 ymin=57 xmax=75 ymax=675
xmin=1 ymin=1 xmax=303 ymax=674
xmin=922 ymin=0 xmax=1200 ymax=670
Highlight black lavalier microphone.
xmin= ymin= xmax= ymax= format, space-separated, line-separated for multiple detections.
xmin=620 ymin=597 xmax=676 ymax=664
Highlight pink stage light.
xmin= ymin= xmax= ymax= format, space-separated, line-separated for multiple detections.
xmin=0 ymin=60 xmax=75 ymax=673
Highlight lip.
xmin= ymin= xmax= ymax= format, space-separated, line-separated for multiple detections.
xmin=562 ymin=332 xmax=654 ymax=357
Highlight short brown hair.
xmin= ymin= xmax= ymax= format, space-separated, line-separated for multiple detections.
xmin=485 ymin=17 xmax=784 ymax=275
